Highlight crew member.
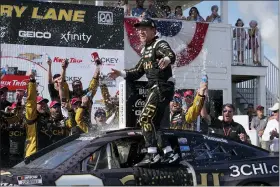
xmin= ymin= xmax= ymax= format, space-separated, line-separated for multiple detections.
xmin=208 ymin=104 xmax=250 ymax=143
xmin=170 ymin=82 xmax=207 ymax=130
xmin=25 ymin=71 xmax=52 ymax=157
xmin=109 ymin=18 xmax=177 ymax=165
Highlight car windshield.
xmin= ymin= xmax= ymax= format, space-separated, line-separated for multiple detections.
xmin=14 ymin=137 xmax=93 ymax=170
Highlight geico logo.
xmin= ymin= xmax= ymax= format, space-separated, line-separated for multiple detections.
xmin=98 ymin=11 xmax=113 ymax=25
xmin=52 ymin=129 xmax=64 ymax=136
xmin=19 ymin=31 xmax=51 ymax=39
xmin=9 ymin=131 xmax=24 ymax=137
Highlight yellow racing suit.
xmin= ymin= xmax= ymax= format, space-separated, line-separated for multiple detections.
xmin=100 ymin=84 xmax=118 ymax=125
xmin=25 ymin=81 xmax=73 ymax=158
xmin=170 ymin=94 xmax=205 ymax=130
xmin=74 ymin=77 xmax=99 ymax=133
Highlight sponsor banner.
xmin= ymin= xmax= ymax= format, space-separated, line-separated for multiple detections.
xmin=0 ymin=1 xmax=124 ymax=49
xmin=1 ymin=44 xmax=124 ymax=119
xmin=125 ymin=81 xmax=148 ymax=127
xmin=0 ymin=75 xmax=29 ymax=91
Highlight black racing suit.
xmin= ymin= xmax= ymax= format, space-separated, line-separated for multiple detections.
xmin=124 ymin=37 xmax=176 ymax=148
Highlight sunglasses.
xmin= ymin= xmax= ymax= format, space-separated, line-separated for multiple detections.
xmin=96 ymin=113 xmax=106 ymax=117
xmin=223 ymin=110 xmax=233 ymax=113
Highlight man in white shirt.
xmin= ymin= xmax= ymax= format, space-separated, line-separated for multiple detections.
xmin=262 ymin=103 xmax=279 ymax=152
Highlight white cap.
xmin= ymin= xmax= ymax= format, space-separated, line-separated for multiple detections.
xmin=268 ymin=103 xmax=279 ymax=111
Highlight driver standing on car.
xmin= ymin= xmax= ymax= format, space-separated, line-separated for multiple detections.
xmin=108 ymin=18 xmax=177 ymax=166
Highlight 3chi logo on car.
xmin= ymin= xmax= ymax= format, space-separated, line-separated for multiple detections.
xmin=229 ymin=163 xmax=279 ymax=177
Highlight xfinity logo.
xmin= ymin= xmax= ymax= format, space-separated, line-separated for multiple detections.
xmin=98 ymin=11 xmax=113 ymax=25
xmin=61 ymin=32 xmax=92 ymax=43
xmin=0 ymin=26 xmax=7 ymax=38
xmin=19 ymin=31 xmax=51 ymax=39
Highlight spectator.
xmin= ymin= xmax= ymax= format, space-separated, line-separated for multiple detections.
xmin=132 ymin=0 xmax=146 ymax=17
xmin=186 ymin=7 xmax=205 ymax=22
xmin=246 ymin=103 xmax=256 ymax=129
xmin=0 ymin=86 xmax=12 ymax=111
xmin=251 ymin=105 xmax=269 ymax=150
xmin=262 ymin=103 xmax=279 ymax=153
xmin=206 ymin=5 xmax=221 ymax=23
xmin=119 ymin=0 xmax=130 ymax=16
xmin=208 ymin=104 xmax=250 ymax=143
xmin=248 ymin=20 xmax=260 ymax=66
xmin=145 ymin=0 xmax=158 ymax=18
xmin=233 ymin=18 xmax=246 ymax=65
xmin=162 ymin=5 xmax=171 ymax=18
xmin=182 ymin=90 xmax=194 ymax=113
xmin=173 ymin=6 xmax=186 ymax=20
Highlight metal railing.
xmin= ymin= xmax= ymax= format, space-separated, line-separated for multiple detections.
xmin=263 ymin=57 xmax=279 ymax=113
xmin=232 ymin=26 xmax=262 ymax=66
xmin=236 ymin=56 xmax=279 ymax=115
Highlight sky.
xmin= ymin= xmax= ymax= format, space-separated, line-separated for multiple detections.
xmin=183 ymin=0 xmax=279 ymax=67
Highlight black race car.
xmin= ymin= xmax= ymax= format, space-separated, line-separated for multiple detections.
xmin=0 ymin=128 xmax=279 ymax=186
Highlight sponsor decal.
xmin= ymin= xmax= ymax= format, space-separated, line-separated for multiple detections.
xmin=61 ymin=32 xmax=92 ymax=43
xmin=202 ymin=135 xmax=228 ymax=143
xmin=19 ymin=30 xmax=51 ymax=39
xmin=77 ymin=137 xmax=95 ymax=141
xmin=135 ymin=99 xmax=145 ymax=107
xmin=0 ymin=5 xmax=86 ymax=23
xmin=0 ymin=26 xmax=7 ymax=38
xmin=135 ymin=110 xmax=142 ymax=116
xmin=93 ymin=99 xmax=104 ymax=105
xmin=90 ymin=52 xmax=119 ymax=66
xmin=180 ymin=145 xmax=190 ymax=152
xmin=53 ymin=57 xmax=82 ymax=64
xmin=178 ymin=137 xmax=188 ymax=144
xmin=17 ymin=175 xmax=42 ymax=185
xmin=65 ymin=76 xmax=82 ymax=82
xmin=17 ymin=53 xmax=42 ymax=61
xmin=197 ymin=173 xmax=222 ymax=186
xmin=138 ymin=88 xmax=147 ymax=96
xmin=98 ymin=11 xmax=113 ymax=25
xmin=0 ymin=183 xmax=18 ymax=186
xmin=0 ymin=75 xmax=29 ymax=91
xmin=229 ymin=163 xmax=279 ymax=177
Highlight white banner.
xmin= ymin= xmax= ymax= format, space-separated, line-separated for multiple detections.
xmin=1 ymin=44 xmax=124 ymax=123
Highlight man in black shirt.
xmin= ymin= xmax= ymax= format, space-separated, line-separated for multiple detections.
xmin=109 ymin=18 xmax=177 ymax=165
xmin=0 ymin=86 xmax=12 ymax=111
xmin=209 ymin=103 xmax=250 ymax=143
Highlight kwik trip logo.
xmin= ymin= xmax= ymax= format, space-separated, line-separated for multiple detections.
xmin=53 ymin=57 xmax=82 ymax=64
xmin=61 ymin=32 xmax=92 ymax=43
xmin=98 ymin=11 xmax=113 ymax=25
xmin=19 ymin=30 xmax=51 ymax=39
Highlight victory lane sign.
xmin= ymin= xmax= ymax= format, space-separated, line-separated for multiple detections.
xmin=0 ymin=0 xmax=124 ymax=50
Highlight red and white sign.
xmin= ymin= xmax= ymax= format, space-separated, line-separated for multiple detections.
xmin=0 ymin=75 xmax=29 ymax=91
xmin=53 ymin=57 xmax=82 ymax=63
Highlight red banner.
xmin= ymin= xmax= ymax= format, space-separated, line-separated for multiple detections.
xmin=0 ymin=75 xmax=29 ymax=91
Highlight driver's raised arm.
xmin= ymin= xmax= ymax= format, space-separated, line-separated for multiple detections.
xmin=120 ymin=58 xmax=145 ymax=81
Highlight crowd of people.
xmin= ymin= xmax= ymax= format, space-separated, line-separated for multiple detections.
xmin=120 ymin=0 xmax=261 ymax=66
xmin=0 ymin=3 xmax=277 ymax=167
